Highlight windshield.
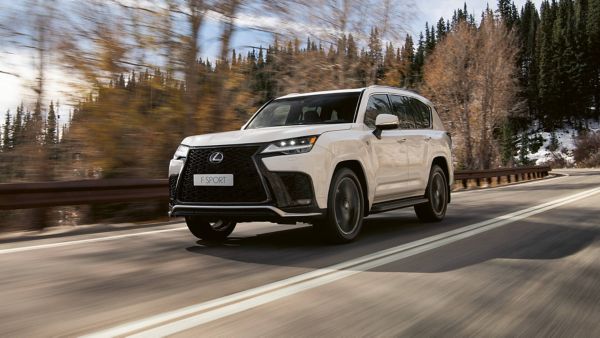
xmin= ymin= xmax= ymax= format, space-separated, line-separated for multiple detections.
xmin=246 ymin=92 xmax=361 ymax=129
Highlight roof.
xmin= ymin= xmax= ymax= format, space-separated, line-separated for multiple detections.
xmin=276 ymin=86 xmax=432 ymax=105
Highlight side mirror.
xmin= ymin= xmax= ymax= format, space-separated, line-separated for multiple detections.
xmin=373 ymin=114 xmax=399 ymax=139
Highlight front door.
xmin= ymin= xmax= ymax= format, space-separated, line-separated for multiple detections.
xmin=364 ymin=94 xmax=409 ymax=202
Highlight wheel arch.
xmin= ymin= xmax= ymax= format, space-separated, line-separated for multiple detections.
xmin=333 ymin=160 xmax=370 ymax=216
xmin=431 ymin=156 xmax=451 ymax=204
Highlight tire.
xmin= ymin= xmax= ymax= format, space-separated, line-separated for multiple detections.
xmin=415 ymin=165 xmax=448 ymax=222
xmin=315 ymin=168 xmax=365 ymax=243
xmin=185 ymin=217 xmax=237 ymax=242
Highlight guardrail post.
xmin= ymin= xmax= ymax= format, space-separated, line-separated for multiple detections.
xmin=467 ymin=178 xmax=478 ymax=189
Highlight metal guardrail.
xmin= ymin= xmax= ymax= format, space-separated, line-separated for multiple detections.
xmin=0 ymin=179 xmax=168 ymax=210
xmin=453 ymin=166 xmax=551 ymax=189
xmin=0 ymin=166 xmax=551 ymax=210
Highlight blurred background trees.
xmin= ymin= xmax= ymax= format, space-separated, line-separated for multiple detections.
xmin=2 ymin=0 xmax=600 ymax=178
xmin=0 ymin=0 xmax=599 ymax=227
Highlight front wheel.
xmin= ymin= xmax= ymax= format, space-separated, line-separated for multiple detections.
xmin=315 ymin=168 xmax=365 ymax=244
xmin=414 ymin=165 xmax=448 ymax=222
xmin=185 ymin=217 xmax=237 ymax=242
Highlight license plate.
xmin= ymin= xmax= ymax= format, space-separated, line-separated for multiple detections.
xmin=193 ymin=174 xmax=234 ymax=186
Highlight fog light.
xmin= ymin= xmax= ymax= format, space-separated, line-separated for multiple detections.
xmin=295 ymin=199 xmax=312 ymax=205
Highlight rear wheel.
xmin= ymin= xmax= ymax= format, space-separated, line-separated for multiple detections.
xmin=415 ymin=165 xmax=448 ymax=222
xmin=185 ymin=217 xmax=237 ymax=242
xmin=316 ymin=168 xmax=364 ymax=243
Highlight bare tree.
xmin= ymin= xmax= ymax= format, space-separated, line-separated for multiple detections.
xmin=423 ymin=22 xmax=477 ymax=168
xmin=473 ymin=12 xmax=521 ymax=168
xmin=423 ymin=14 xmax=521 ymax=169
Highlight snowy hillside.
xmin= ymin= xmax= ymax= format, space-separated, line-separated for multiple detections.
xmin=524 ymin=120 xmax=600 ymax=166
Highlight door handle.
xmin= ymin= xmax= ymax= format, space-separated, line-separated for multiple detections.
xmin=397 ymin=138 xmax=407 ymax=143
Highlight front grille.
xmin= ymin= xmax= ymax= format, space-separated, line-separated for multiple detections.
xmin=177 ymin=146 xmax=268 ymax=203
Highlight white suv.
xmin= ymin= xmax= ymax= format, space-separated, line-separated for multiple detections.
xmin=169 ymin=86 xmax=452 ymax=243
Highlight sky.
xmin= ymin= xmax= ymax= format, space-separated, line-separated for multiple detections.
xmin=0 ymin=0 xmax=541 ymax=121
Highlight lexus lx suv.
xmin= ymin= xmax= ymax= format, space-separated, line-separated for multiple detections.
xmin=169 ymin=86 xmax=452 ymax=243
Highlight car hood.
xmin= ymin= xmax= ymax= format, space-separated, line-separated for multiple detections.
xmin=182 ymin=124 xmax=352 ymax=147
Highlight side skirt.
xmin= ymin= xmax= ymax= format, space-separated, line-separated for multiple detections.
xmin=369 ymin=196 xmax=428 ymax=214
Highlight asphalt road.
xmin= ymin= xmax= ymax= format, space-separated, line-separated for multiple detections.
xmin=1 ymin=169 xmax=599 ymax=337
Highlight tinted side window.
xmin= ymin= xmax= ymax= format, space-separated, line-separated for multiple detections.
xmin=364 ymin=94 xmax=393 ymax=129
xmin=389 ymin=95 xmax=416 ymax=129
xmin=409 ymin=98 xmax=431 ymax=129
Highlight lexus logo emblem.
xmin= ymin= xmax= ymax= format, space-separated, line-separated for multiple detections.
xmin=208 ymin=152 xmax=224 ymax=164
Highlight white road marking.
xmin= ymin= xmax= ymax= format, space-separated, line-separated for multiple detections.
xmin=83 ymin=186 xmax=600 ymax=338
xmin=0 ymin=226 xmax=187 ymax=255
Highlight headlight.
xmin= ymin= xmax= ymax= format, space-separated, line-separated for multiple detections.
xmin=173 ymin=144 xmax=189 ymax=159
xmin=262 ymin=136 xmax=319 ymax=155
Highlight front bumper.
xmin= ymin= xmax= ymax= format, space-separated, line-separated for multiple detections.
xmin=169 ymin=144 xmax=326 ymax=221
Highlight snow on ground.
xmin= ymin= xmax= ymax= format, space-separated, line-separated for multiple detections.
xmin=526 ymin=119 xmax=600 ymax=166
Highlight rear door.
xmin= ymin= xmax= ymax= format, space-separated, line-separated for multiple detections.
xmin=389 ymin=95 xmax=432 ymax=195
xmin=364 ymin=94 xmax=409 ymax=202
xmin=407 ymin=97 xmax=433 ymax=192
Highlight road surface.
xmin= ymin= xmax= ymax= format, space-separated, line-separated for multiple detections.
xmin=0 ymin=169 xmax=599 ymax=337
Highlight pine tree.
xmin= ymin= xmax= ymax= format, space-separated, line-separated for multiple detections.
xmin=574 ymin=0 xmax=591 ymax=119
xmin=399 ymin=34 xmax=415 ymax=87
xmin=429 ymin=25 xmax=436 ymax=52
xmin=424 ymin=23 xmax=437 ymax=54
xmin=414 ymin=32 xmax=425 ymax=84
xmin=2 ymin=110 xmax=11 ymax=151
xmin=118 ymin=73 xmax=125 ymax=88
xmin=382 ymin=42 xmax=397 ymax=85
xmin=500 ymin=122 xmax=517 ymax=165
xmin=553 ymin=0 xmax=585 ymax=121
xmin=436 ymin=17 xmax=447 ymax=40
xmin=588 ymin=0 xmax=600 ymax=114
xmin=367 ymin=27 xmax=383 ymax=84
xmin=537 ymin=0 xmax=561 ymax=126
xmin=519 ymin=1 xmax=540 ymax=117
xmin=498 ymin=0 xmax=519 ymax=29
xmin=45 ymin=101 xmax=57 ymax=146
xmin=519 ymin=132 xmax=531 ymax=165
xmin=13 ymin=103 xmax=24 ymax=148
xmin=548 ymin=131 xmax=560 ymax=151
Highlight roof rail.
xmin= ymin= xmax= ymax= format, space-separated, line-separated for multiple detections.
xmin=367 ymin=85 xmax=421 ymax=95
